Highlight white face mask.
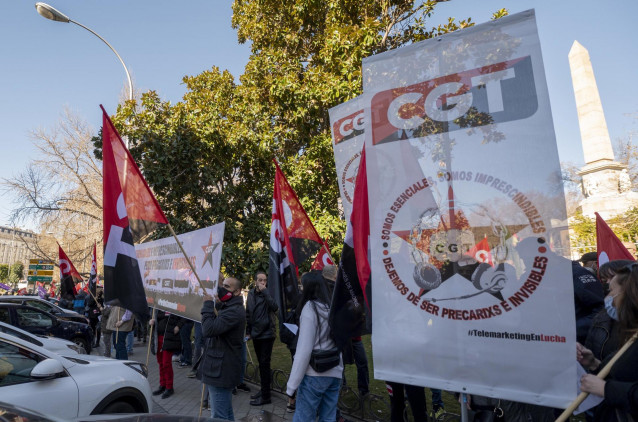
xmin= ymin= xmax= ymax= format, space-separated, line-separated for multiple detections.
xmin=604 ymin=294 xmax=618 ymax=321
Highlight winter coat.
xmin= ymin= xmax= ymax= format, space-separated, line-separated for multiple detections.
xmin=593 ymin=339 xmax=638 ymax=421
xmin=572 ymin=261 xmax=604 ymax=343
xmin=155 ymin=311 xmax=184 ymax=353
xmin=106 ymin=306 xmax=135 ymax=332
xmin=246 ymin=287 xmax=278 ymax=340
xmin=101 ymin=306 xmax=113 ymax=334
xmin=197 ymin=295 xmax=245 ymax=389
xmin=585 ymin=309 xmax=621 ymax=362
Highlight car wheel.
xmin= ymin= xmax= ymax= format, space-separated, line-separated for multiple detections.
xmin=101 ymin=400 xmax=136 ymax=414
xmin=71 ymin=337 xmax=88 ymax=354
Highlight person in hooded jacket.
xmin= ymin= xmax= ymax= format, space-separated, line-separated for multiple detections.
xmin=149 ymin=310 xmax=185 ymax=399
xmin=197 ymin=277 xmax=245 ymax=421
xmin=246 ymin=271 xmax=278 ymax=405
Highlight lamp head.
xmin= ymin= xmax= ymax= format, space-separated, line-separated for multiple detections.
xmin=35 ymin=2 xmax=70 ymax=23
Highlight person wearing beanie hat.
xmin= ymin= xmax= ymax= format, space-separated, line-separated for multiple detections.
xmin=580 ymin=251 xmax=599 ymax=274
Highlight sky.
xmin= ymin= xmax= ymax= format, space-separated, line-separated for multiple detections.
xmin=1 ymin=0 xmax=637 ymax=229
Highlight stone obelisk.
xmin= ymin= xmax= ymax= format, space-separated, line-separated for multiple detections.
xmin=568 ymin=40 xmax=638 ymax=219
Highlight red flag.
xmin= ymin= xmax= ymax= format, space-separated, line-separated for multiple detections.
xmin=59 ymin=243 xmax=83 ymax=282
xmin=596 ymin=212 xmax=635 ymax=266
xmin=311 ymin=243 xmax=334 ymax=270
xmin=272 ymin=161 xmax=325 ymax=269
xmin=268 ymin=161 xmax=327 ymax=345
xmin=102 ymin=105 xmax=165 ymax=320
xmin=352 ymin=146 xmax=370 ymax=304
xmin=467 ymin=237 xmax=494 ymax=267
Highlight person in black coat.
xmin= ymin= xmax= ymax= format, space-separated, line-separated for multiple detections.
xmin=149 ymin=310 xmax=184 ymax=399
xmin=573 ymin=260 xmax=605 ymax=343
xmin=578 ymin=262 xmax=638 ymax=421
xmin=246 ymin=271 xmax=278 ymax=405
xmin=197 ymin=277 xmax=245 ymax=421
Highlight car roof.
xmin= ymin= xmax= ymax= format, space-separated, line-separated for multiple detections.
xmin=0 ymin=302 xmax=57 ymax=315
xmin=0 ymin=320 xmax=45 ymax=347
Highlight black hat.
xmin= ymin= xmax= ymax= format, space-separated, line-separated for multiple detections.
xmin=580 ymin=252 xmax=598 ymax=263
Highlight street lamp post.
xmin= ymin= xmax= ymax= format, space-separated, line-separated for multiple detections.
xmin=35 ymin=2 xmax=133 ymax=103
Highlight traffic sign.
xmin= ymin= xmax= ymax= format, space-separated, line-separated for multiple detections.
xmin=28 ymin=264 xmax=54 ymax=270
xmin=27 ymin=276 xmax=52 ymax=282
xmin=28 ymin=269 xmax=54 ymax=276
xmin=29 ymin=259 xmax=55 ymax=266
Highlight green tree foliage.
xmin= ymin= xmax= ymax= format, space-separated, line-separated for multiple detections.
xmin=100 ymin=1 xmax=507 ymax=276
xmin=0 ymin=265 xmax=9 ymax=283
xmin=9 ymin=262 xmax=24 ymax=284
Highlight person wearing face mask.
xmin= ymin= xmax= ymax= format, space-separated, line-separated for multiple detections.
xmin=585 ymin=260 xmax=633 ymax=363
xmin=196 ymin=277 xmax=246 ymax=421
xmin=577 ymin=262 xmax=638 ymax=421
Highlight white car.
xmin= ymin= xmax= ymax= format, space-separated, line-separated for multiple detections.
xmin=0 ymin=331 xmax=152 ymax=419
xmin=0 ymin=321 xmax=83 ymax=354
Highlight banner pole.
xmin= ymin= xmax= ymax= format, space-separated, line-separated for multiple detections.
xmin=146 ymin=307 xmax=156 ymax=367
xmin=166 ymin=223 xmax=218 ymax=316
xmin=199 ymin=383 xmax=206 ymax=418
xmin=460 ymin=393 xmax=469 ymax=422
xmin=167 ymin=224 xmax=208 ymax=294
xmin=555 ymin=332 xmax=638 ymax=422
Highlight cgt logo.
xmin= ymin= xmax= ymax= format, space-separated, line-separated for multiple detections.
xmin=333 ymin=110 xmax=365 ymax=144
xmin=370 ymin=56 xmax=538 ymax=145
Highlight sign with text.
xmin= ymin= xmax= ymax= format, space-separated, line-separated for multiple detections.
xmin=362 ymin=10 xmax=575 ymax=407
xmin=329 ymin=96 xmax=366 ymax=221
xmin=136 ymin=223 xmax=225 ymax=322
xmin=27 ymin=259 xmax=55 ymax=283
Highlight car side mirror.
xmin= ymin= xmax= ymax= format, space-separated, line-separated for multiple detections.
xmin=52 ymin=317 xmax=61 ymax=326
xmin=31 ymin=359 xmax=65 ymax=380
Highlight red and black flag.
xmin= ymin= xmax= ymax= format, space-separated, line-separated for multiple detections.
xmin=329 ymin=146 xmax=371 ymax=350
xmin=102 ymin=105 xmax=168 ymax=320
xmin=59 ymin=243 xmax=83 ymax=301
xmin=268 ymin=161 xmax=327 ymax=345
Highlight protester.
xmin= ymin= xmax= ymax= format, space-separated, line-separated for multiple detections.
xmin=578 ymin=262 xmax=638 ymax=421
xmin=386 ymin=381 xmax=427 ymax=422
xmin=187 ymin=322 xmax=204 ymax=379
xmin=197 ymin=277 xmax=246 ymax=421
xmin=87 ymin=292 xmax=102 ymax=348
xmin=581 ymin=252 xmax=599 ymax=274
xmin=246 ymin=271 xmax=278 ymax=405
xmin=149 ymin=310 xmax=184 ymax=399
xmin=178 ymin=318 xmax=194 ymax=369
xmin=573 ymin=259 xmax=605 ymax=343
xmin=286 ymin=272 xmax=343 ymax=422
xmin=585 ymin=259 xmax=633 ymax=362
xmin=100 ymin=304 xmax=113 ymax=358
xmin=106 ymin=305 xmax=134 ymax=360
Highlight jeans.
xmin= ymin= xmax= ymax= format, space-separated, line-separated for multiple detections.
xmin=253 ymin=338 xmax=274 ymax=398
xmin=126 ymin=330 xmax=134 ymax=353
xmin=351 ymin=339 xmax=369 ymax=395
xmin=207 ymin=384 xmax=234 ymax=421
xmin=293 ymin=375 xmax=341 ymax=422
xmin=112 ymin=331 xmax=129 ymax=360
xmin=180 ymin=320 xmax=194 ymax=365
xmin=194 ymin=323 xmax=204 ymax=363
xmin=239 ymin=339 xmax=247 ymax=384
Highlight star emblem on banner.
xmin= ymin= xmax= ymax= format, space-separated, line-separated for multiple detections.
xmin=201 ymin=232 xmax=219 ymax=269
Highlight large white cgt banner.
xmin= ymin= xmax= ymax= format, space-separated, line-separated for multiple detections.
xmin=329 ymin=96 xmax=366 ymax=221
xmin=362 ymin=10 xmax=576 ymax=407
xmin=136 ymin=223 xmax=224 ymax=322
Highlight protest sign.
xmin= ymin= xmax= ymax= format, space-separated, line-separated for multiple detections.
xmin=362 ymin=10 xmax=576 ymax=407
xmin=136 ymin=222 xmax=224 ymax=322
xmin=329 ymin=96 xmax=366 ymax=221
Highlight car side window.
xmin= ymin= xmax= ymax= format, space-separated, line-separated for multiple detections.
xmin=16 ymin=309 xmax=53 ymax=328
xmin=0 ymin=340 xmax=43 ymax=386
xmin=0 ymin=309 xmax=9 ymax=324
xmin=25 ymin=301 xmax=52 ymax=313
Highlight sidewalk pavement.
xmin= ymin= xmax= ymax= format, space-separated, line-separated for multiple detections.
xmin=94 ymin=338 xmax=290 ymax=420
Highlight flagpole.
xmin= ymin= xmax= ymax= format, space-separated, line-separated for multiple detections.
xmin=146 ymin=307 xmax=156 ymax=367
xmin=555 ymin=332 xmax=638 ymax=422
xmin=167 ymin=224 xmax=208 ymax=295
